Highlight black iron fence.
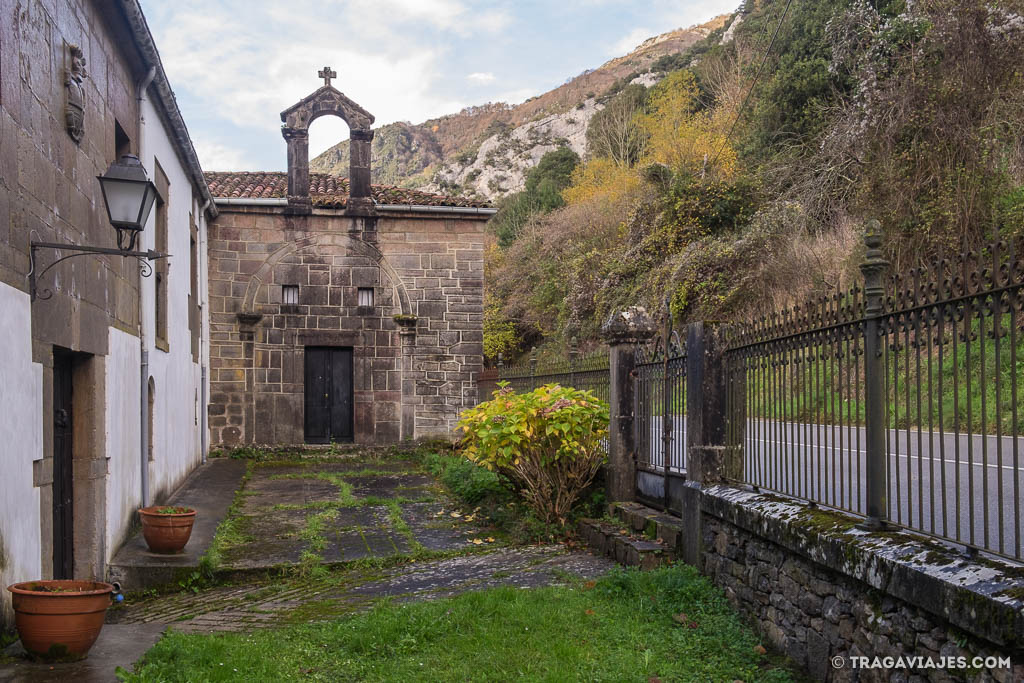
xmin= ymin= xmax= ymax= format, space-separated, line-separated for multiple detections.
xmin=480 ymin=225 xmax=1023 ymax=562
xmin=634 ymin=328 xmax=687 ymax=508
xmin=726 ymin=226 xmax=1024 ymax=562
xmin=725 ymin=287 xmax=868 ymax=517
xmin=497 ymin=341 xmax=610 ymax=401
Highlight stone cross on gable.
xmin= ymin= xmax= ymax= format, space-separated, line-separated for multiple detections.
xmin=318 ymin=66 xmax=337 ymax=88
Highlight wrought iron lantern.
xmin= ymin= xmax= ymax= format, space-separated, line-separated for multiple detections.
xmin=28 ymin=155 xmax=168 ymax=301
xmin=97 ymin=154 xmax=159 ymax=251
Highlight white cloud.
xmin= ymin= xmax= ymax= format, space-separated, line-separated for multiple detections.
xmin=467 ymin=72 xmax=496 ymax=84
xmin=611 ymin=27 xmax=654 ymax=56
xmin=149 ymin=0 xmax=470 ymax=160
xmin=193 ymin=140 xmax=252 ymax=171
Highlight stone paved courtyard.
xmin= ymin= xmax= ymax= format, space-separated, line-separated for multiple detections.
xmin=214 ymin=453 xmax=476 ymax=569
xmin=106 ymin=447 xmax=616 ymax=634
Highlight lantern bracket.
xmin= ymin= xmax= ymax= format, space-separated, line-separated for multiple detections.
xmin=28 ymin=239 xmax=169 ymax=302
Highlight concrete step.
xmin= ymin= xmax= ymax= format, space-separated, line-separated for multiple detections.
xmin=107 ymin=457 xmax=247 ymax=591
xmin=610 ymin=501 xmax=685 ymax=553
xmin=576 ymin=518 xmax=670 ymax=570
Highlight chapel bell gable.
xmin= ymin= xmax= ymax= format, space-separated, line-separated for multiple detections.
xmin=280 ymin=67 xmax=376 ymax=216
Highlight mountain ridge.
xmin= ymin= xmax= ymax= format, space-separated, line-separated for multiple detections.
xmin=309 ymin=15 xmax=731 ymax=199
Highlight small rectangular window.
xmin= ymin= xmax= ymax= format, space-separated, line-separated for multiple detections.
xmin=282 ymin=285 xmax=299 ymax=305
xmin=115 ymin=120 xmax=132 ymax=158
xmin=358 ymin=287 xmax=374 ymax=307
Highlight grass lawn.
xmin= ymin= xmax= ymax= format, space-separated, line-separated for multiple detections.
xmin=119 ymin=566 xmax=793 ymax=682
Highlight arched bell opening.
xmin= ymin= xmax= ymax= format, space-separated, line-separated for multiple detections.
xmin=280 ymin=67 xmax=376 ymax=216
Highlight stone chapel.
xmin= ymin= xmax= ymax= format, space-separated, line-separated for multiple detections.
xmin=204 ymin=68 xmax=494 ymax=446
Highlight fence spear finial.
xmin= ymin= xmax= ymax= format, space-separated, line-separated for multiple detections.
xmin=860 ymin=219 xmax=889 ymax=315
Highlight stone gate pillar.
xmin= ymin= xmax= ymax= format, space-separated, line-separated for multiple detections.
xmin=601 ymin=307 xmax=656 ymax=502
xmin=678 ymin=320 xmax=735 ymax=567
xmin=685 ymin=321 xmax=736 ymax=485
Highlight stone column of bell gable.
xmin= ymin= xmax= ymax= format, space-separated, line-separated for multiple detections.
xmin=396 ymin=315 xmax=418 ymax=440
xmin=347 ymin=129 xmax=375 ymax=217
xmin=282 ymin=126 xmax=312 ymax=215
xmin=601 ymin=307 xmax=656 ymax=503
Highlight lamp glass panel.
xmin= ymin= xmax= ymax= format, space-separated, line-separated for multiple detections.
xmin=104 ymin=179 xmax=148 ymax=226
xmin=137 ymin=185 xmax=158 ymax=229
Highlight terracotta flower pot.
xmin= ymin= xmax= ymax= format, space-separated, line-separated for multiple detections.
xmin=7 ymin=580 xmax=113 ymax=661
xmin=139 ymin=506 xmax=196 ymax=553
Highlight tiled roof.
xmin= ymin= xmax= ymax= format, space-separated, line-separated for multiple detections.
xmin=204 ymin=172 xmax=492 ymax=209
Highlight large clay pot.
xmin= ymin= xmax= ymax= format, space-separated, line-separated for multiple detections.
xmin=139 ymin=506 xmax=196 ymax=553
xmin=7 ymin=580 xmax=113 ymax=661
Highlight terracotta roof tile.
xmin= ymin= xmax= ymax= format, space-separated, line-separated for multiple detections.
xmin=204 ymin=172 xmax=492 ymax=209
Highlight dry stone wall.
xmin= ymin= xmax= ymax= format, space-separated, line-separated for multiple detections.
xmin=699 ymin=487 xmax=1024 ymax=683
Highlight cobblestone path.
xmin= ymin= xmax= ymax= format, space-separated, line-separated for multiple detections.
xmin=109 ymin=545 xmax=613 ymax=633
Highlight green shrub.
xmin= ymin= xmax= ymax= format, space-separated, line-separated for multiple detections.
xmin=421 ymin=452 xmax=509 ymax=506
xmin=458 ymin=383 xmax=609 ymax=524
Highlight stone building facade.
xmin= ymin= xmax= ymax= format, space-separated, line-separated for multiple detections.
xmin=0 ymin=0 xmax=214 ymax=626
xmin=205 ymin=72 xmax=493 ymax=446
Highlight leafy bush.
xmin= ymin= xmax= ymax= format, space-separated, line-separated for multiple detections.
xmin=421 ymin=452 xmax=509 ymax=506
xmin=458 ymin=383 xmax=609 ymax=524
xmin=420 ymin=449 xmax=567 ymax=543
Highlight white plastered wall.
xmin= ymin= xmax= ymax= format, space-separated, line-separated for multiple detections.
xmin=104 ymin=96 xmax=208 ymax=561
xmin=0 ymin=282 xmax=43 ymax=624
xmin=104 ymin=326 xmax=142 ymax=561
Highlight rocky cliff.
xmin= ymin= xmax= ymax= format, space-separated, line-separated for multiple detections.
xmin=309 ymin=17 xmax=729 ymax=200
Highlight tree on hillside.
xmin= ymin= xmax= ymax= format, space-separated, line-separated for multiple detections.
xmin=525 ymin=146 xmax=581 ymax=199
xmin=491 ymin=146 xmax=581 ymax=246
xmin=822 ymin=0 xmax=1024 ymax=260
xmin=585 ymin=84 xmax=648 ymax=165
xmin=637 ymin=70 xmax=736 ymax=179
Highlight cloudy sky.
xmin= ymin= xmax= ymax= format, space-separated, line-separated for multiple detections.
xmin=141 ymin=0 xmax=738 ymax=172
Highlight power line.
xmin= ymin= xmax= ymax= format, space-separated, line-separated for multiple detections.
xmin=710 ymin=0 xmax=796 ymax=168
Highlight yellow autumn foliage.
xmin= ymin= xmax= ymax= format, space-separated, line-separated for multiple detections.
xmin=563 ymin=70 xmax=739 ymax=210
xmin=637 ymin=70 xmax=737 ymax=180
xmin=562 ymin=157 xmax=642 ymax=207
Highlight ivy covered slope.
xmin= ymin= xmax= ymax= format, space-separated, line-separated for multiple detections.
xmin=485 ymin=0 xmax=1024 ymax=362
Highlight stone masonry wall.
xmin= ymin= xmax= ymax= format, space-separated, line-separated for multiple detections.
xmin=699 ymin=488 xmax=1024 ymax=683
xmin=379 ymin=211 xmax=484 ymax=437
xmin=1 ymin=0 xmax=142 ymax=623
xmin=207 ymin=207 xmax=485 ymax=445
xmin=2 ymin=0 xmax=143 ymax=343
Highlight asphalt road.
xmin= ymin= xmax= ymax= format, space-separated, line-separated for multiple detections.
xmin=639 ymin=416 xmax=1024 ymax=560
